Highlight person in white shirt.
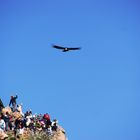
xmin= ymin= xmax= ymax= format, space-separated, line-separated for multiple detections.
xmin=0 ymin=116 xmax=5 ymax=131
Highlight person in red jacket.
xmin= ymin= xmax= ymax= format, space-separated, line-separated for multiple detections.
xmin=43 ymin=113 xmax=50 ymax=121
xmin=43 ymin=113 xmax=51 ymax=128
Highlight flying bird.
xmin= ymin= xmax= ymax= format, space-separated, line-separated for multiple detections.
xmin=53 ymin=45 xmax=81 ymax=52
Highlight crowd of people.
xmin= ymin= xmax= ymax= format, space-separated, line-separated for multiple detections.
xmin=0 ymin=95 xmax=64 ymax=139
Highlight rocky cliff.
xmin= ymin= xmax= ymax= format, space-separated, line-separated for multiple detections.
xmin=0 ymin=105 xmax=67 ymax=140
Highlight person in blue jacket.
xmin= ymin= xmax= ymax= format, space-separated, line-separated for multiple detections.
xmin=9 ymin=95 xmax=18 ymax=112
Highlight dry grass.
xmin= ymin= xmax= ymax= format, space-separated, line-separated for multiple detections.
xmin=6 ymin=130 xmax=55 ymax=140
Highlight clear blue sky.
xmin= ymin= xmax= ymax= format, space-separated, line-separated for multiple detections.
xmin=0 ymin=0 xmax=140 ymax=140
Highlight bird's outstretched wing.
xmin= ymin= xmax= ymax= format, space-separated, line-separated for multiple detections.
xmin=53 ymin=45 xmax=65 ymax=50
xmin=67 ymin=47 xmax=81 ymax=50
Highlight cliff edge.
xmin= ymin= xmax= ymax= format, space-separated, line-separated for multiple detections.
xmin=0 ymin=99 xmax=67 ymax=140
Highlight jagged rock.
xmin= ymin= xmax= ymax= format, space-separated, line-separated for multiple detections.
xmin=53 ymin=127 xmax=67 ymax=140
xmin=2 ymin=106 xmax=12 ymax=115
xmin=12 ymin=111 xmax=22 ymax=120
xmin=0 ymin=129 xmax=8 ymax=140
xmin=2 ymin=106 xmax=23 ymax=120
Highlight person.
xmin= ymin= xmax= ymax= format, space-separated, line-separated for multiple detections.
xmin=14 ymin=117 xmax=24 ymax=137
xmin=9 ymin=95 xmax=18 ymax=112
xmin=46 ymin=125 xmax=52 ymax=135
xmin=3 ymin=112 xmax=10 ymax=131
xmin=51 ymin=119 xmax=58 ymax=131
xmin=0 ymin=116 xmax=5 ymax=131
xmin=16 ymin=104 xmax=24 ymax=116
xmin=0 ymin=99 xmax=4 ymax=112
xmin=43 ymin=113 xmax=52 ymax=129
xmin=43 ymin=113 xmax=50 ymax=121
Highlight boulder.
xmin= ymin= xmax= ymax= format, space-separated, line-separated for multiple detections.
xmin=2 ymin=106 xmax=12 ymax=115
xmin=53 ymin=127 xmax=67 ymax=140
xmin=0 ymin=129 xmax=8 ymax=140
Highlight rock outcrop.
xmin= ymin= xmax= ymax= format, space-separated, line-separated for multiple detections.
xmin=0 ymin=105 xmax=67 ymax=140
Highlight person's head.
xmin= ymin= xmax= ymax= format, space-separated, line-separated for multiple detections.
xmin=29 ymin=110 xmax=32 ymax=114
xmin=53 ymin=119 xmax=58 ymax=124
xmin=11 ymin=96 xmax=14 ymax=99
xmin=6 ymin=112 xmax=9 ymax=115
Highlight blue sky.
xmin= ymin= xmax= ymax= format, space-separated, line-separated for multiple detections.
xmin=0 ymin=0 xmax=140 ymax=140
